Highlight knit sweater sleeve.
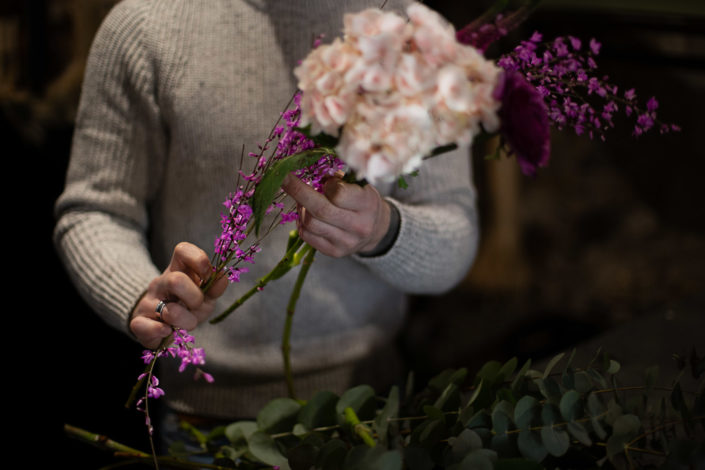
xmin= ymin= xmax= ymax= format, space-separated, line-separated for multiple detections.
xmin=53 ymin=1 xmax=164 ymax=334
xmin=354 ymin=144 xmax=479 ymax=295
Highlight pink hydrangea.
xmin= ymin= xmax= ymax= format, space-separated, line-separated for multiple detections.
xmin=294 ymin=2 xmax=502 ymax=183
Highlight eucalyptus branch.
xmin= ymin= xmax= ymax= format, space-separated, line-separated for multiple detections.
xmin=345 ymin=407 xmax=377 ymax=447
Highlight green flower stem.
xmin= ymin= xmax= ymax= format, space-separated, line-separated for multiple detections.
xmin=65 ymin=424 xmax=238 ymax=469
xmin=65 ymin=424 xmax=151 ymax=457
xmin=282 ymin=244 xmax=316 ymax=399
xmin=344 ymin=407 xmax=377 ymax=447
xmin=209 ymin=235 xmax=306 ymax=324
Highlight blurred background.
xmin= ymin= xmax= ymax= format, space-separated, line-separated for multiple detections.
xmin=4 ymin=0 xmax=703 ymax=467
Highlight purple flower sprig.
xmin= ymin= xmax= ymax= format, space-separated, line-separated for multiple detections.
xmin=133 ymin=328 xmax=213 ymax=437
xmin=497 ymin=32 xmax=680 ymax=141
xmin=210 ymin=91 xmax=341 ymax=290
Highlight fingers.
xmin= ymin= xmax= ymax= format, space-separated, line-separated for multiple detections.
xmin=168 ymin=242 xmax=213 ymax=285
xmin=129 ymin=242 xmax=229 ymax=348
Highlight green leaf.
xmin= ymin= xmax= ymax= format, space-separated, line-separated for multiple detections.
xmin=466 ymin=409 xmax=491 ymax=430
xmin=451 ymin=429 xmax=483 ymax=455
xmin=248 ymin=431 xmax=291 ymax=470
xmin=434 ymin=383 xmax=460 ymax=411
xmin=492 ymin=400 xmax=514 ymax=435
xmin=224 ymin=420 xmax=258 ymax=444
xmin=587 ymin=392 xmax=604 ymax=417
xmin=490 ymin=433 xmax=517 ymax=457
xmin=541 ymin=403 xmax=561 ymax=426
xmin=567 ymin=421 xmax=592 ymax=446
xmin=559 ymin=390 xmax=582 ymax=421
xmin=535 ymin=377 xmax=561 ymax=401
xmin=543 ymin=352 xmax=565 ymax=379
xmin=257 ymin=397 xmax=302 ymax=434
xmin=574 ymin=371 xmax=592 ymax=394
xmin=251 ymin=149 xmax=331 ymax=235
xmin=457 ymin=449 xmax=495 ymax=470
xmin=298 ymin=390 xmax=338 ymax=431
xmin=344 ymin=446 xmax=403 ymax=470
xmin=316 ymin=439 xmax=348 ymax=470
xmin=510 ymin=359 xmax=532 ymax=394
xmin=498 ymin=357 xmax=518 ymax=383
xmin=422 ymin=405 xmax=444 ymax=421
xmin=464 ymin=380 xmax=483 ymax=410
xmin=606 ymin=359 xmax=621 ymax=375
xmin=417 ymin=418 xmax=445 ymax=447
xmin=475 ymin=361 xmax=503 ymax=386
xmin=286 ymin=443 xmax=318 ymax=470
xmin=606 ymin=414 xmax=641 ymax=460
xmin=517 ymin=430 xmax=547 ymax=462
xmin=605 ymin=399 xmax=623 ymax=426
xmin=561 ymin=368 xmax=575 ymax=390
xmin=514 ymin=396 xmax=539 ymax=430
xmin=375 ymin=386 xmax=399 ymax=444
xmin=336 ymin=385 xmax=376 ymax=420
xmin=540 ymin=425 xmax=570 ymax=457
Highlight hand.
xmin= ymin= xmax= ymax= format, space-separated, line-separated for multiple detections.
xmin=129 ymin=242 xmax=228 ymax=349
xmin=281 ymin=173 xmax=392 ymax=258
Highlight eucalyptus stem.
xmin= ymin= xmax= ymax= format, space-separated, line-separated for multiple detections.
xmin=282 ymin=244 xmax=316 ymax=399
xmin=210 ymin=235 xmax=305 ymax=324
xmin=344 ymin=407 xmax=377 ymax=447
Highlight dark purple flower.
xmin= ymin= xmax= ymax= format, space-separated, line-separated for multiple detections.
xmin=494 ymin=69 xmax=551 ymax=176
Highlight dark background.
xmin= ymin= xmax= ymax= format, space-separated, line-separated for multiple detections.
xmin=4 ymin=0 xmax=703 ymax=467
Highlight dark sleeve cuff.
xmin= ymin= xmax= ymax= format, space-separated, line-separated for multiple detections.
xmin=357 ymin=200 xmax=401 ymax=258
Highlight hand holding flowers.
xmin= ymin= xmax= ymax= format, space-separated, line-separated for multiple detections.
xmin=129 ymin=242 xmax=228 ymax=349
xmin=281 ymin=173 xmax=393 ymax=258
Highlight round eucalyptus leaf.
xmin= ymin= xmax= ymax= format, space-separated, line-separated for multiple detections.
xmin=574 ymin=371 xmax=592 ymax=394
xmin=492 ymin=400 xmax=514 ymax=435
xmin=567 ymin=421 xmax=592 ymax=446
xmin=450 ymin=428 xmax=483 ymax=460
xmin=336 ymin=384 xmax=376 ymax=420
xmin=490 ymin=433 xmax=518 ymax=457
xmin=225 ymin=420 xmax=258 ymax=444
xmin=587 ymin=392 xmax=604 ymax=417
xmin=286 ymin=442 xmax=318 ymax=470
xmin=559 ymin=390 xmax=582 ymax=421
xmin=298 ymin=390 xmax=338 ymax=430
xmin=458 ymin=449 xmax=495 ymax=470
xmin=375 ymin=386 xmax=399 ymax=443
xmin=257 ymin=397 xmax=302 ymax=433
xmin=540 ymin=425 xmax=570 ymax=457
xmin=316 ymin=439 xmax=348 ymax=470
xmin=514 ymin=396 xmax=538 ymax=430
xmin=540 ymin=403 xmax=561 ymax=426
xmin=517 ymin=429 xmax=547 ymax=462
xmin=248 ymin=431 xmax=291 ymax=470
xmin=542 ymin=352 xmax=565 ymax=379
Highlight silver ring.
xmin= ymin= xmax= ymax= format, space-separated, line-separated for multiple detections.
xmin=155 ymin=300 xmax=167 ymax=319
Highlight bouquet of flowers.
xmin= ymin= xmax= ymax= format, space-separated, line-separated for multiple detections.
xmin=73 ymin=2 xmax=693 ymax=469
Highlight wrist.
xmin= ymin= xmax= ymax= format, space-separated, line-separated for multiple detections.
xmin=358 ymin=200 xmax=400 ymax=257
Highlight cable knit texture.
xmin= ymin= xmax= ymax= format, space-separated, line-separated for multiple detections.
xmin=54 ymin=0 xmax=479 ymax=418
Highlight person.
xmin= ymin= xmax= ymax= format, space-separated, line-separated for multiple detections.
xmin=54 ymin=0 xmax=479 ymax=422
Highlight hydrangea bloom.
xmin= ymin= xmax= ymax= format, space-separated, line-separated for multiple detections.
xmin=294 ymin=2 xmax=502 ymax=183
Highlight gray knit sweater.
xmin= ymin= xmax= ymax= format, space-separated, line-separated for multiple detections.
xmin=54 ymin=0 xmax=479 ymax=418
